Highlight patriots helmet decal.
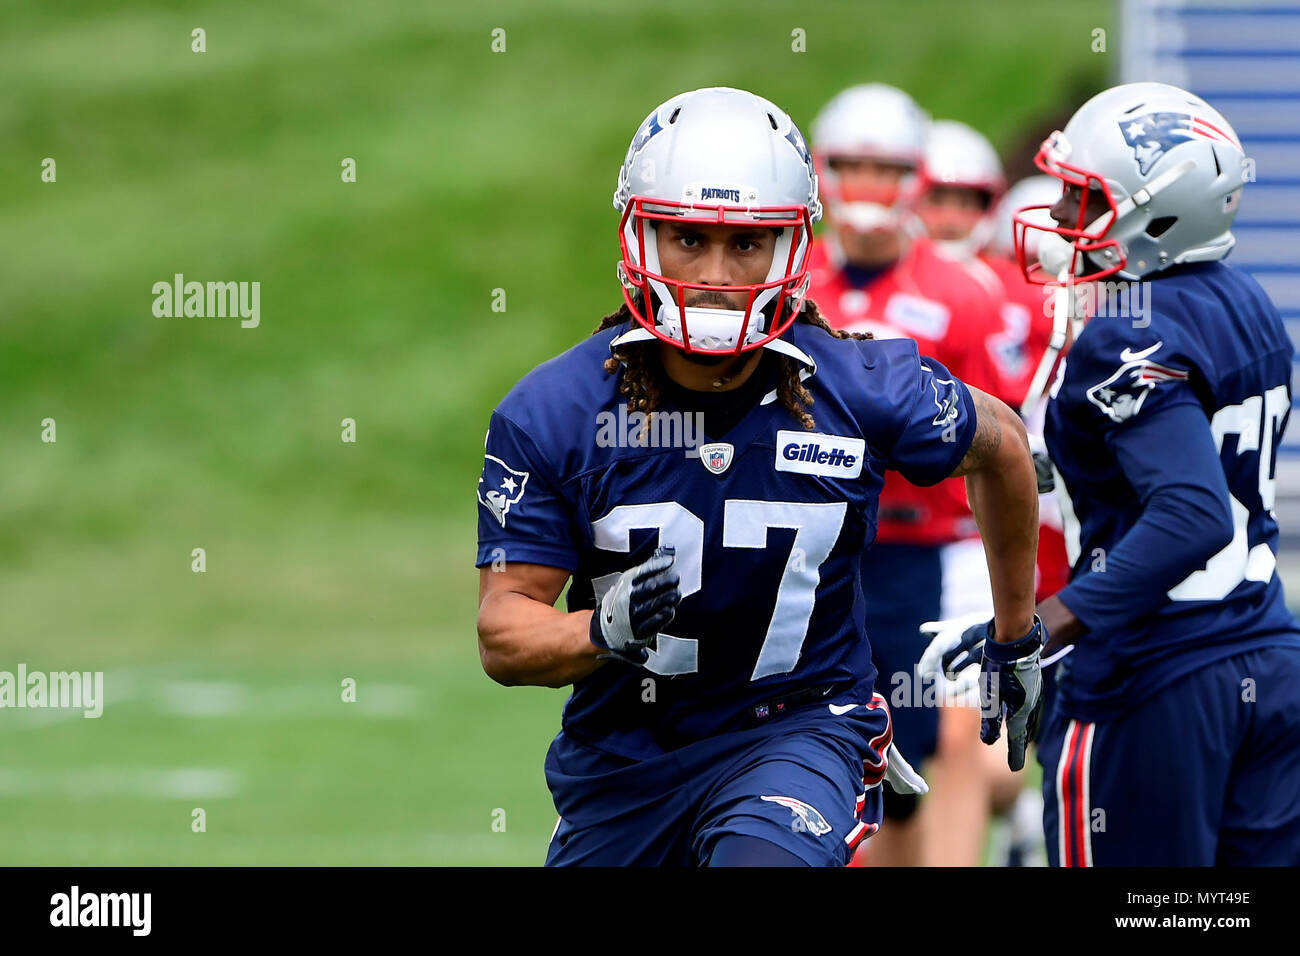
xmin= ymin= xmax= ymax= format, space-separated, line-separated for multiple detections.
xmin=1086 ymin=342 xmax=1189 ymax=423
xmin=1118 ymin=111 xmax=1237 ymax=177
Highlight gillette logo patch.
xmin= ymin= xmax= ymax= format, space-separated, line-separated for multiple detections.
xmin=775 ymin=430 xmax=865 ymax=478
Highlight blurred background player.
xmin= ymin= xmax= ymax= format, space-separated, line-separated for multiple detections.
xmin=1016 ymin=82 xmax=1300 ymax=865
xmin=913 ymin=124 xmax=1060 ymax=865
xmin=807 ymin=85 xmax=1017 ymax=865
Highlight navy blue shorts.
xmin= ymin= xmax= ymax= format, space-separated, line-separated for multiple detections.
xmin=544 ymin=692 xmax=894 ymax=866
xmin=1038 ymin=645 xmax=1300 ymax=866
xmin=861 ymin=543 xmax=942 ymax=764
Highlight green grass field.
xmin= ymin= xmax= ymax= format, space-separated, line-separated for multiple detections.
xmin=0 ymin=0 xmax=1106 ymax=864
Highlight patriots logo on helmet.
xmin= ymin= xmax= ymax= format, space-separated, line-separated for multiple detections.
xmin=1119 ymin=112 xmax=1238 ymax=177
xmin=632 ymin=112 xmax=664 ymax=153
xmin=783 ymin=124 xmax=811 ymax=165
xmin=1086 ymin=342 xmax=1189 ymax=423
xmin=760 ymin=795 xmax=833 ymax=836
xmin=478 ymin=454 xmax=530 ymax=528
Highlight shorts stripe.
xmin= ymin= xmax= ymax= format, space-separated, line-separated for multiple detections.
xmin=861 ymin=693 xmax=894 ymax=787
xmin=1055 ymin=720 xmax=1094 ymax=867
xmin=844 ymin=820 xmax=877 ymax=852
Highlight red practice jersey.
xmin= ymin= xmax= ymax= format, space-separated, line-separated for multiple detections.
xmin=979 ymin=252 xmax=1071 ymax=601
xmin=807 ymin=236 xmax=1014 ymax=546
xmin=979 ymin=253 xmax=1058 ymax=408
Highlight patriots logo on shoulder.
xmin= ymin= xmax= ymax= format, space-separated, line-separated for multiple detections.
xmin=1086 ymin=342 xmax=1189 ymax=423
xmin=478 ymin=454 xmax=529 ymax=527
xmin=1119 ymin=112 xmax=1240 ymax=177
xmin=924 ymin=366 xmax=961 ymax=426
xmin=760 ymin=795 xmax=833 ymax=837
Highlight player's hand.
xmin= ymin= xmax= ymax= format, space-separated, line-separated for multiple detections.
xmin=979 ymin=616 xmax=1047 ymax=772
xmin=1028 ymin=432 xmax=1055 ymax=494
xmin=917 ymin=611 xmax=990 ymax=697
xmin=589 ymin=546 xmax=681 ymax=665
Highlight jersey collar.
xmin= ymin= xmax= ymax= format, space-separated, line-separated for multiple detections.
xmin=608 ymin=323 xmax=818 ymax=389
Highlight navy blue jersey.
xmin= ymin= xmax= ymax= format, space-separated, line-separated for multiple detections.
xmin=476 ymin=319 xmax=976 ymax=759
xmin=1045 ymin=261 xmax=1300 ymax=721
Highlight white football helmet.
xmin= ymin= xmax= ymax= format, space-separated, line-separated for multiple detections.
xmin=811 ymin=84 xmax=929 ymax=234
xmin=989 ymin=175 xmax=1061 ymax=261
xmin=919 ymin=119 xmax=1006 ymax=257
xmin=612 ymin=87 xmax=821 ymax=355
xmin=1013 ymin=82 xmax=1247 ymax=283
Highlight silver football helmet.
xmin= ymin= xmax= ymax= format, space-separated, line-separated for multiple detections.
xmin=1013 ymin=82 xmax=1247 ymax=283
xmin=919 ymin=119 xmax=1006 ymax=258
xmin=811 ymin=84 xmax=929 ymax=234
xmin=612 ymin=87 xmax=821 ymax=354
xmin=989 ymin=175 xmax=1061 ymax=261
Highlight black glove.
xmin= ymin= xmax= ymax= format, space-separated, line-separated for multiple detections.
xmin=589 ymin=546 xmax=680 ymax=665
xmin=979 ymin=616 xmax=1047 ymax=772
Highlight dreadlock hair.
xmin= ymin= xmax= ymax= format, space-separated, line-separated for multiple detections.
xmin=593 ymin=297 xmax=873 ymax=431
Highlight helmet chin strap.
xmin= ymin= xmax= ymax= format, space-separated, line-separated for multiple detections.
xmin=654 ymin=303 xmax=764 ymax=351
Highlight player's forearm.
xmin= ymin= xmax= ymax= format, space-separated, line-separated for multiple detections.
xmin=477 ymin=592 xmax=604 ymax=688
xmin=1054 ymin=486 xmax=1234 ymax=639
xmin=961 ymin=397 xmax=1039 ymax=642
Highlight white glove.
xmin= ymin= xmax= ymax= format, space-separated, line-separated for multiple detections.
xmin=883 ymin=742 xmax=929 ymax=796
xmin=917 ymin=611 xmax=990 ymax=699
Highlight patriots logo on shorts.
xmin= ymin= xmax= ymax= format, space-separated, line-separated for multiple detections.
xmin=1119 ymin=112 xmax=1239 ymax=177
xmin=760 ymin=795 xmax=832 ymax=836
xmin=1086 ymin=342 xmax=1189 ymax=423
xmin=478 ymin=454 xmax=529 ymax=528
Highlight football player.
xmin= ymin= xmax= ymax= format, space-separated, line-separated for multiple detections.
xmin=936 ymin=82 xmax=1300 ymax=865
xmin=807 ymin=86 xmax=1019 ymax=865
xmin=475 ymin=87 xmax=1042 ymax=867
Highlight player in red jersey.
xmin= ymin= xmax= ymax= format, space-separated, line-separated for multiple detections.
xmin=986 ymin=175 xmax=1074 ymax=608
xmin=808 ymin=86 xmax=1016 ymax=866
xmin=915 ymin=127 xmax=1070 ymax=866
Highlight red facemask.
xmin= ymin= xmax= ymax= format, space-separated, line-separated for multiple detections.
xmin=1012 ymin=132 xmax=1125 ymax=285
xmin=617 ymin=196 xmax=815 ymax=355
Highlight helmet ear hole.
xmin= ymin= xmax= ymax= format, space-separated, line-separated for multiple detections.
xmin=1146 ymin=216 xmax=1177 ymax=238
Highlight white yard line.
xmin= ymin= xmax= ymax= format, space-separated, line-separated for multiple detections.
xmin=0 ymin=671 xmax=423 ymax=727
xmin=0 ymin=768 xmax=241 ymax=798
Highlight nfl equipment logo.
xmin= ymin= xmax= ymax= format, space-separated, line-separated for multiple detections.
xmin=699 ymin=442 xmax=734 ymax=476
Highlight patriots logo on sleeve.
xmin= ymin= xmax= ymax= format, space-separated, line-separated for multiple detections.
xmin=1119 ymin=112 xmax=1240 ymax=176
xmin=923 ymin=365 xmax=961 ymax=426
xmin=1085 ymin=342 xmax=1189 ymax=423
xmin=478 ymin=454 xmax=529 ymax=528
